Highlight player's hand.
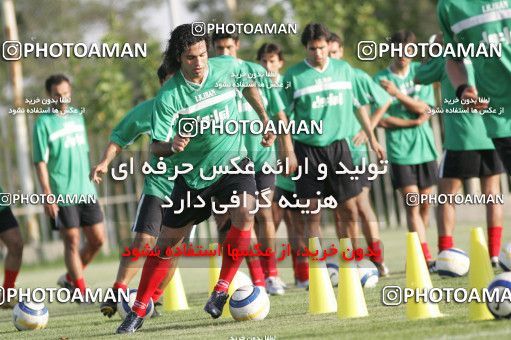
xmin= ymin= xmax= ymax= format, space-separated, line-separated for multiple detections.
xmin=261 ymin=121 xmax=276 ymax=147
xmin=352 ymin=130 xmax=368 ymax=147
xmin=90 ymin=162 xmax=108 ymax=184
xmin=44 ymin=203 xmax=59 ymax=220
xmin=461 ymin=86 xmax=488 ymax=111
xmin=414 ymin=113 xmax=430 ymax=126
xmin=172 ymin=135 xmax=190 ymax=153
xmin=279 ymin=151 xmax=298 ymax=176
xmin=369 ymin=137 xmax=386 ymax=162
xmin=380 ymin=79 xmax=399 ymax=96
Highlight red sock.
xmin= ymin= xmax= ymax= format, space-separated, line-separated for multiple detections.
xmin=3 ymin=270 xmax=19 ymax=290
xmin=488 ymin=226 xmax=503 ymax=258
xmin=368 ymin=241 xmax=383 ymax=264
xmin=113 ymin=281 xmax=128 ymax=292
xmin=421 ymin=242 xmax=432 ymax=262
xmin=260 ymin=254 xmax=278 ymax=278
xmin=438 ymin=236 xmax=454 ymax=252
xmin=66 ymin=273 xmax=72 ymax=283
xmin=74 ymin=278 xmax=86 ymax=294
xmin=296 ymin=260 xmax=309 ymax=281
xmin=132 ymin=256 xmax=171 ymax=317
xmin=151 ymin=288 xmax=164 ymax=303
xmin=214 ymin=227 xmax=251 ymax=293
xmin=247 ymin=258 xmax=265 ymax=286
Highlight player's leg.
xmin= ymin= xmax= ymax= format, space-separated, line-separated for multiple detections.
xmin=436 ymin=178 xmax=462 ymax=252
xmin=79 ymin=202 xmax=105 ymax=266
xmin=335 ymin=197 xmax=359 ymax=249
xmin=356 ymin=187 xmax=388 ymax=276
xmin=401 ymin=185 xmax=433 ymax=266
xmin=290 ymin=209 xmax=309 ymax=287
xmin=481 ymin=173 xmax=504 ymax=266
xmin=0 ymin=208 xmax=23 ymax=308
xmin=61 ymin=227 xmax=86 ymax=294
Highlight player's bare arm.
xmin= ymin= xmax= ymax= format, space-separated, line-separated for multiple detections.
xmin=90 ymin=142 xmax=122 ymax=183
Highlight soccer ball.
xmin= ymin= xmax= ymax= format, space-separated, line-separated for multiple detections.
xmin=487 ymin=272 xmax=511 ymax=318
xmin=499 ymin=243 xmax=511 ymax=271
xmin=357 ymin=260 xmax=379 ymax=288
xmin=436 ymin=248 xmax=470 ymax=277
xmin=326 ymin=263 xmax=339 ymax=287
xmin=13 ymin=301 xmax=49 ymax=331
xmin=232 ymin=270 xmax=253 ymax=289
xmin=229 ymin=285 xmax=270 ymax=321
xmin=117 ymin=289 xmax=154 ymax=320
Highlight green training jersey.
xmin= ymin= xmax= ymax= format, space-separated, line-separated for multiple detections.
xmin=373 ymin=62 xmax=438 ymax=165
xmin=110 ymin=98 xmax=174 ymax=199
xmin=346 ymin=68 xmax=392 ymax=165
xmin=438 ymin=0 xmax=511 ymax=138
xmin=415 ymin=57 xmax=494 ymax=151
xmin=237 ymin=60 xmax=285 ymax=172
xmin=32 ymin=110 xmax=97 ymax=205
xmin=283 ymin=58 xmax=364 ymax=147
xmin=152 ymin=55 xmax=250 ymax=190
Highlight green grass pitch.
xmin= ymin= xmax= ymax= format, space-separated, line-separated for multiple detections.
xmin=2 ymin=227 xmax=511 ymax=339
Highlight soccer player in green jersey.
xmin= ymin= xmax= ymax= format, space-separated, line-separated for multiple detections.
xmin=211 ymin=32 xmax=297 ymax=295
xmin=0 ymin=185 xmax=23 ymax=308
xmin=90 ymin=64 xmax=175 ymax=317
xmin=33 ymin=74 xmax=105 ymax=297
xmin=328 ymin=32 xmax=391 ymax=276
xmin=257 ymin=42 xmax=310 ymax=288
xmin=415 ymin=33 xmax=505 ymax=266
xmin=117 ymin=24 xmax=275 ymax=333
xmin=438 ymin=0 xmax=511 ymax=175
xmin=283 ymin=23 xmax=385 ymax=255
xmin=374 ymin=30 xmax=437 ymax=268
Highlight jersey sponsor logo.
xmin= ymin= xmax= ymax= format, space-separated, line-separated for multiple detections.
xmin=482 ymin=0 xmax=509 ymax=14
xmin=311 ymin=92 xmax=344 ymax=109
xmin=481 ymin=26 xmax=511 ymax=45
xmin=194 ymin=89 xmax=217 ymax=103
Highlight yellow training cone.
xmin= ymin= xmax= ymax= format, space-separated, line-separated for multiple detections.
xmin=406 ymin=232 xmax=442 ymax=320
xmin=469 ymin=227 xmax=494 ymax=320
xmin=163 ymin=267 xmax=189 ymax=311
xmin=308 ymin=237 xmax=337 ymax=314
xmin=337 ymin=238 xmax=368 ymax=319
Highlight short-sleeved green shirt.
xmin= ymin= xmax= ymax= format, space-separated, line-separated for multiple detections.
xmin=283 ymin=58 xmax=364 ymax=147
xmin=32 ymin=111 xmax=97 ymax=205
xmin=373 ymin=62 xmax=438 ymax=165
xmin=415 ymin=57 xmax=494 ymax=150
xmin=346 ymin=68 xmax=392 ymax=165
xmin=151 ymin=55 xmax=250 ymax=190
xmin=438 ymin=0 xmax=511 ymax=138
xmin=237 ymin=60 xmax=285 ymax=172
xmin=110 ymin=99 xmax=174 ymax=199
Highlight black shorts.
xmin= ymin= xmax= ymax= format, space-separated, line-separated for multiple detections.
xmin=439 ymin=149 xmax=505 ymax=179
xmin=493 ymin=137 xmax=511 ymax=175
xmin=390 ymin=160 xmax=438 ymax=190
xmin=273 ymin=187 xmax=299 ymax=210
xmin=358 ymin=171 xmax=372 ymax=189
xmin=162 ymin=158 xmax=257 ymax=229
xmin=131 ymin=194 xmax=165 ymax=237
xmin=294 ymin=139 xmax=362 ymax=203
xmin=0 ymin=207 xmax=19 ymax=233
xmin=51 ymin=202 xmax=104 ymax=230
xmin=255 ymin=171 xmax=275 ymax=192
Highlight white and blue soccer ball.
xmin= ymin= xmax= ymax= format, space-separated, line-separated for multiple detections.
xmin=117 ymin=289 xmax=154 ymax=320
xmin=499 ymin=243 xmax=511 ymax=271
xmin=357 ymin=260 xmax=379 ymax=288
xmin=13 ymin=301 xmax=49 ymax=331
xmin=229 ymin=285 xmax=270 ymax=321
xmin=436 ymin=248 xmax=470 ymax=277
xmin=326 ymin=262 xmax=339 ymax=287
xmin=233 ymin=270 xmax=253 ymax=289
xmin=487 ymin=272 xmax=511 ymax=319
